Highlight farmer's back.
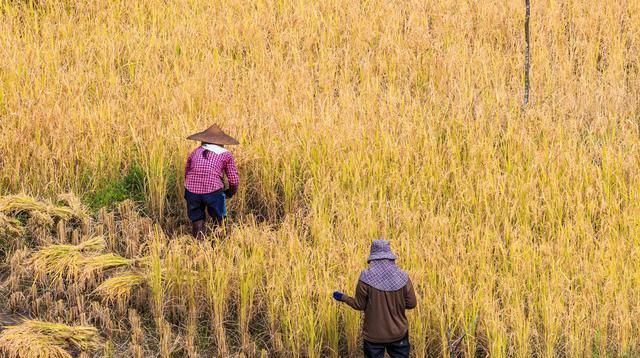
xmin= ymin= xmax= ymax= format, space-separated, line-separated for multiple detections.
xmin=343 ymin=279 xmax=417 ymax=343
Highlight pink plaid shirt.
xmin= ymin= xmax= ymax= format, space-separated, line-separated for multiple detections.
xmin=184 ymin=147 xmax=239 ymax=194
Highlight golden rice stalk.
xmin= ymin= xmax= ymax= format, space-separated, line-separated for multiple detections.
xmin=0 ymin=320 xmax=102 ymax=358
xmin=94 ymin=271 xmax=147 ymax=303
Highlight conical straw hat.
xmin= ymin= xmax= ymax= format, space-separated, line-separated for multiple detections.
xmin=186 ymin=124 xmax=239 ymax=145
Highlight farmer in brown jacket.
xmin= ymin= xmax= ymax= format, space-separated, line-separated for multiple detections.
xmin=333 ymin=239 xmax=417 ymax=358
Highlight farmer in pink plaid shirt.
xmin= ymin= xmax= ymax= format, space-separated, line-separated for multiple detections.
xmin=184 ymin=124 xmax=240 ymax=238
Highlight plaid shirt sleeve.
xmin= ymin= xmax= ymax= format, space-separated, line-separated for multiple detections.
xmin=185 ymin=151 xmax=193 ymax=179
xmin=225 ymin=153 xmax=239 ymax=188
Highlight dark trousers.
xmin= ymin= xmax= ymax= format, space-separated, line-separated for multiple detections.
xmin=184 ymin=189 xmax=226 ymax=222
xmin=363 ymin=335 xmax=410 ymax=358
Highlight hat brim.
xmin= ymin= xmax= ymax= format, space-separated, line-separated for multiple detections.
xmin=186 ymin=132 xmax=240 ymax=145
xmin=367 ymin=252 xmax=396 ymax=262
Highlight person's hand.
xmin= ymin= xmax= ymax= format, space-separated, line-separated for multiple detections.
xmin=224 ymin=187 xmax=237 ymax=199
xmin=332 ymin=291 xmax=344 ymax=302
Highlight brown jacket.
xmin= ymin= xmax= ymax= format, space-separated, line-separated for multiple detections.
xmin=342 ymin=279 xmax=417 ymax=343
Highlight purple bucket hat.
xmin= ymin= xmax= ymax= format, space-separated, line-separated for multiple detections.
xmin=367 ymin=239 xmax=397 ymax=262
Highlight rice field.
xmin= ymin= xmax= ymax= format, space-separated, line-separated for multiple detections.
xmin=1 ymin=0 xmax=640 ymax=356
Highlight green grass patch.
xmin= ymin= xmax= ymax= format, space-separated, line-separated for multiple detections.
xmin=84 ymin=164 xmax=145 ymax=210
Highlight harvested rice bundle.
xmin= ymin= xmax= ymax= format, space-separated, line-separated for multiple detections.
xmin=0 ymin=194 xmax=82 ymax=221
xmin=28 ymin=237 xmax=107 ymax=283
xmin=0 ymin=330 xmax=69 ymax=358
xmin=56 ymin=193 xmax=89 ymax=223
xmin=94 ymin=269 xmax=149 ymax=318
xmin=94 ymin=270 xmax=147 ymax=303
xmin=0 ymin=213 xmax=25 ymax=258
xmin=0 ymin=195 xmax=46 ymax=214
xmin=19 ymin=237 xmax=134 ymax=292
xmin=0 ymin=320 xmax=102 ymax=358
xmin=81 ymin=253 xmax=134 ymax=278
xmin=0 ymin=213 xmax=25 ymax=238
xmin=80 ymin=253 xmax=135 ymax=290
